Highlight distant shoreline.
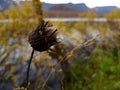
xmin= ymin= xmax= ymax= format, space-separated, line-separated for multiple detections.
xmin=0 ymin=18 xmax=120 ymax=23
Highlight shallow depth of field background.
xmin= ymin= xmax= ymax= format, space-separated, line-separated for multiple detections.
xmin=0 ymin=0 xmax=120 ymax=90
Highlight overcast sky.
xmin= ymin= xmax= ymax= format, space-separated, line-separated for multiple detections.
xmin=40 ymin=0 xmax=120 ymax=8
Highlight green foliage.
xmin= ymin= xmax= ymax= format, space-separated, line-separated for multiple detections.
xmin=74 ymin=21 xmax=86 ymax=33
xmin=85 ymin=10 xmax=98 ymax=19
xmin=65 ymin=48 xmax=120 ymax=90
xmin=104 ymin=8 xmax=120 ymax=19
xmin=0 ymin=2 xmax=42 ymax=45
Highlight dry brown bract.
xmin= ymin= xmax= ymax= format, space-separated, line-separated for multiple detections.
xmin=28 ymin=21 xmax=58 ymax=52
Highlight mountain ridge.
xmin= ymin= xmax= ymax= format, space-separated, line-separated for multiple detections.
xmin=43 ymin=3 xmax=118 ymax=15
xmin=0 ymin=0 xmax=119 ymax=15
xmin=42 ymin=3 xmax=89 ymax=12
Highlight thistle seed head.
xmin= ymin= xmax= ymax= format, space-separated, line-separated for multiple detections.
xmin=28 ymin=21 xmax=58 ymax=52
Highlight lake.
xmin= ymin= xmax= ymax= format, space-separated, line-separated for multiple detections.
xmin=45 ymin=18 xmax=120 ymax=22
xmin=0 ymin=18 xmax=120 ymax=23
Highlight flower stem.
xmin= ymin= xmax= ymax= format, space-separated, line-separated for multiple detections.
xmin=26 ymin=49 xmax=34 ymax=90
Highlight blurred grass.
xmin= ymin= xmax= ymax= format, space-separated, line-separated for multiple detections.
xmin=65 ymin=48 xmax=120 ymax=90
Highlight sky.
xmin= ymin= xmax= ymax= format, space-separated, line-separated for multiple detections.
xmin=40 ymin=0 xmax=120 ymax=8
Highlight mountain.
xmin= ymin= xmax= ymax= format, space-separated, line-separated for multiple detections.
xmin=0 ymin=0 xmax=118 ymax=16
xmin=43 ymin=3 xmax=118 ymax=16
xmin=0 ymin=0 xmax=16 ymax=11
xmin=42 ymin=3 xmax=89 ymax=17
xmin=42 ymin=3 xmax=55 ymax=10
xmin=64 ymin=3 xmax=89 ymax=12
xmin=93 ymin=6 xmax=117 ymax=14
xmin=49 ymin=4 xmax=76 ymax=11
xmin=43 ymin=4 xmax=80 ymax=17
xmin=43 ymin=3 xmax=89 ymax=12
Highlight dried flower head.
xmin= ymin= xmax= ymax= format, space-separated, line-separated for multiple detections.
xmin=28 ymin=21 xmax=58 ymax=52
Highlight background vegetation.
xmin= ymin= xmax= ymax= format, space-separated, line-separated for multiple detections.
xmin=0 ymin=1 xmax=120 ymax=90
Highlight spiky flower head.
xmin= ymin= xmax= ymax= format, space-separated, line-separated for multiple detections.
xmin=28 ymin=21 xmax=58 ymax=52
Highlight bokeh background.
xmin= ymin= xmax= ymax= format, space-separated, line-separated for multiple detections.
xmin=0 ymin=0 xmax=120 ymax=90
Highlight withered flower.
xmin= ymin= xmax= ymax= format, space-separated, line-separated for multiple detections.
xmin=28 ymin=21 xmax=58 ymax=52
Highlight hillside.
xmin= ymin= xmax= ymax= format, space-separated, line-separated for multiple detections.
xmin=43 ymin=3 xmax=118 ymax=17
xmin=43 ymin=3 xmax=89 ymax=12
xmin=43 ymin=3 xmax=89 ymax=17
xmin=93 ymin=6 xmax=117 ymax=14
xmin=0 ymin=0 xmax=118 ymax=17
